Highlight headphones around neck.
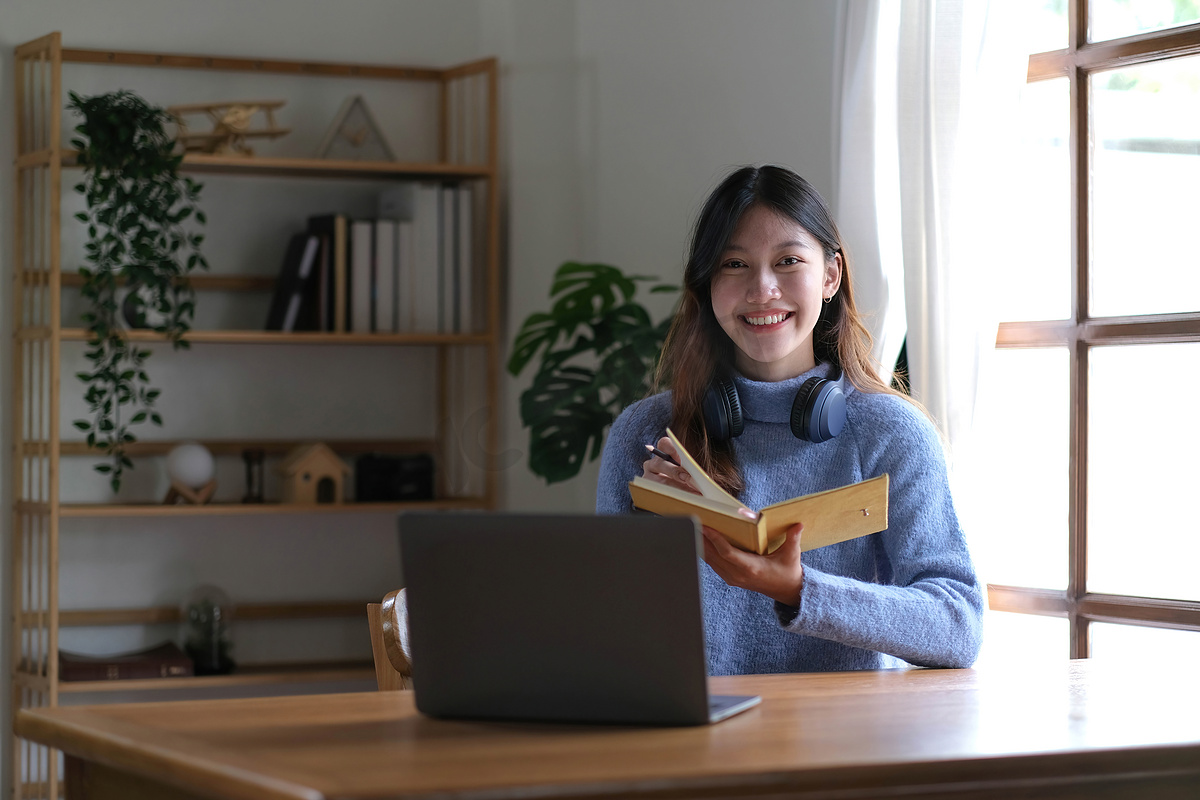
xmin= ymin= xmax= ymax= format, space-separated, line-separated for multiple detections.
xmin=702 ymin=368 xmax=847 ymax=443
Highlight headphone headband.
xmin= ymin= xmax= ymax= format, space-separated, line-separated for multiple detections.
xmin=703 ymin=368 xmax=846 ymax=443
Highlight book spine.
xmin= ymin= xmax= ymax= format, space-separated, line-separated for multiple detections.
xmin=396 ymin=220 xmax=415 ymax=333
xmin=334 ymin=214 xmax=348 ymax=333
xmin=284 ymin=235 xmax=320 ymax=332
xmin=440 ymin=184 xmax=455 ymax=334
xmin=350 ymin=219 xmax=375 ymax=333
xmin=264 ymin=234 xmax=308 ymax=331
xmin=456 ymin=185 xmax=473 ymax=334
xmin=411 ymin=183 xmax=441 ymax=334
xmin=374 ymin=219 xmax=398 ymax=333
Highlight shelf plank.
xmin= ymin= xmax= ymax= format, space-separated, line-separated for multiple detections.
xmin=56 ymin=272 xmax=276 ymax=292
xmin=11 ymin=668 xmax=51 ymax=692
xmin=16 ymin=326 xmax=53 ymax=341
xmin=15 ymin=501 xmax=52 ymax=516
xmin=61 ymin=45 xmax=448 ymax=81
xmin=54 ymin=437 xmax=439 ymax=458
xmin=15 ymin=147 xmax=56 ymax=170
xmin=51 ymin=601 xmax=371 ymax=628
xmin=62 ymin=149 xmax=493 ymax=180
xmin=59 ymin=497 xmax=486 ymax=518
xmin=57 ymin=661 xmax=375 ymax=693
xmin=181 ymin=153 xmax=494 ymax=180
xmin=59 ymin=327 xmax=493 ymax=345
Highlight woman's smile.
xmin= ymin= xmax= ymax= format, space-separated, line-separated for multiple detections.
xmin=740 ymin=310 xmax=795 ymax=327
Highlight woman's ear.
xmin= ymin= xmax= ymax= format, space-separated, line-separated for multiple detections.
xmin=824 ymin=253 xmax=843 ymax=299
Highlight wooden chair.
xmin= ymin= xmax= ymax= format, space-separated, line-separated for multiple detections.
xmin=366 ymin=589 xmax=412 ymax=690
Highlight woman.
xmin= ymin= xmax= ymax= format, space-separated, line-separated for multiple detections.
xmin=595 ymin=165 xmax=982 ymax=673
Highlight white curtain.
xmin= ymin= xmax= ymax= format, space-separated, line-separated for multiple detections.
xmin=835 ymin=0 xmax=906 ymax=390
xmin=836 ymin=0 xmax=1027 ymax=465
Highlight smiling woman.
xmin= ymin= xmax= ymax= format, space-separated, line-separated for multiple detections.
xmin=595 ymin=164 xmax=984 ymax=676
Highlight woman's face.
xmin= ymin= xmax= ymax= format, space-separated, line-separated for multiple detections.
xmin=709 ymin=204 xmax=842 ymax=382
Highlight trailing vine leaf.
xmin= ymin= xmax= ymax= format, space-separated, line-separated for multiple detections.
xmin=69 ymin=90 xmax=208 ymax=493
xmin=508 ymin=262 xmax=677 ymax=484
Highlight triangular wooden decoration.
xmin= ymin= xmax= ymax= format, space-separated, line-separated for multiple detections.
xmin=316 ymin=95 xmax=396 ymax=161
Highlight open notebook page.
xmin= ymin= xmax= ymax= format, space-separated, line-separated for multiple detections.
xmin=664 ymin=428 xmax=746 ymax=509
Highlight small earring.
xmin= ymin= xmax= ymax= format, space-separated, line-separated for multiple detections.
xmin=823 ymin=295 xmax=833 ymax=304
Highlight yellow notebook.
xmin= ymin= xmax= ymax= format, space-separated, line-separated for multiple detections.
xmin=628 ymin=429 xmax=889 ymax=555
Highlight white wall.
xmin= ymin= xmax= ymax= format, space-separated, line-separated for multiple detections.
xmin=497 ymin=0 xmax=842 ymax=512
xmin=0 ymin=0 xmax=844 ymax=788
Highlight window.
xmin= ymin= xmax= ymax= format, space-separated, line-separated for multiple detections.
xmin=984 ymin=0 xmax=1200 ymax=659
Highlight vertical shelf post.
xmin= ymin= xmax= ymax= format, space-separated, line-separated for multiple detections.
xmin=12 ymin=30 xmax=64 ymax=800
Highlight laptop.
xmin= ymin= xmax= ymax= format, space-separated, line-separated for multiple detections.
xmin=398 ymin=511 xmax=761 ymax=726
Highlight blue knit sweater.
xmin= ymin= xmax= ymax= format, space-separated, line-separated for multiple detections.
xmin=595 ymin=363 xmax=983 ymax=673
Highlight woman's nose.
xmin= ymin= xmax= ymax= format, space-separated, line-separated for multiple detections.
xmin=746 ymin=267 xmax=781 ymax=303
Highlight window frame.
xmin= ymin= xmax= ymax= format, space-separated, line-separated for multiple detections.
xmin=987 ymin=0 xmax=1200 ymax=658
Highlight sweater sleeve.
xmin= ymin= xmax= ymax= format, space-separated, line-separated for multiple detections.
xmin=595 ymin=394 xmax=670 ymax=515
xmin=778 ymin=398 xmax=984 ymax=669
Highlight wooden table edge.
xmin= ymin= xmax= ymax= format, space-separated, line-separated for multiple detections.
xmin=15 ymin=707 xmax=324 ymax=800
xmin=393 ymin=747 xmax=1200 ymax=800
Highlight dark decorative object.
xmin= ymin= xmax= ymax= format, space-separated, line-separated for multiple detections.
xmin=242 ymin=448 xmax=265 ymax=503
xmin=183 ymin=585 xmax=235 ymax=676
xmin=68 ymin=90 xmax=209 ymax=493
xmin=316 ymin=95 xmax=395 ymax=161
xmin=59 ymin=642 xmax=193 ymax=681
xmin=355 ymin=453 xmax=434 ymax=502
xmin=507 ymin=262 xmax=676 ymax=483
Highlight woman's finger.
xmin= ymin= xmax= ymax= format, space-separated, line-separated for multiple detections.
xmin=641 ymin=440 xmax=698 ymax=492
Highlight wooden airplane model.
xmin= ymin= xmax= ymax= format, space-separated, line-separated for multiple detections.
xmin=169 ymin=100 xmax=290 ymax=156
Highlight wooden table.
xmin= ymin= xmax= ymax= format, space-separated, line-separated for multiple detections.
xmin=15 ymin=659 xmax=1200 ymax=800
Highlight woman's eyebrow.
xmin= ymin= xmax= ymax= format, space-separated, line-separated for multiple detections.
xmin=723 ymin=239 xmax=816 ymax=253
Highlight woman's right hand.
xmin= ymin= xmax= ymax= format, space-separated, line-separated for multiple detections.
xmin=641 ymin=436 xmax=699 ymax=495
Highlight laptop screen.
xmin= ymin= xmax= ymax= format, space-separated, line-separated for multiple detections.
xmin=398 ymin=512 xmax=716 ymax=725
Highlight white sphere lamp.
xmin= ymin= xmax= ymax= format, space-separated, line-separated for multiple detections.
xmin=164 ymin=442 xmax=217 ymax=504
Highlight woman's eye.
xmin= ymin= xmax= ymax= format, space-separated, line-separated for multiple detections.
xmin=722 ymin=259 xmax=747 ymax=270
xmin=779 ymin=256 xmax=801 ymax=267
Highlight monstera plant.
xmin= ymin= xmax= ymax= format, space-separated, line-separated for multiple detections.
xmin=507 ymin=262 xmax=677 ymax=484
xmin=69 ymin=90 xmax=208 ymax=493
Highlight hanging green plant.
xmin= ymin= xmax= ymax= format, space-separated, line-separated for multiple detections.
xmin=507 ymin=262 xmax=677 ymax=484
xmin=68 ymin=89 xmax=208 ymax=493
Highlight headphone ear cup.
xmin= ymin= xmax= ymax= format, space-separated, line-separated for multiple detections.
xmin=703 ymin=378 xmax=744 ymax=441
xmin=790 ymin=377 xmax=846 ymax=442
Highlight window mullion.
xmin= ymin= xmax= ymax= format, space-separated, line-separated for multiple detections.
xmin=1069 ymin=0 xmax=1090 ymax=654
xmin=1069 ymin=339 xmax=1089 ymax=659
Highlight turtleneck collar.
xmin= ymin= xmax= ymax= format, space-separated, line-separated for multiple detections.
xmin=731 ymin=363 xmax=844 ymax=424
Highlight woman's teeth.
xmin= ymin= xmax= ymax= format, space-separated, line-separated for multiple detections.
xmin=744 ymin=312 xmax=790 ymax=326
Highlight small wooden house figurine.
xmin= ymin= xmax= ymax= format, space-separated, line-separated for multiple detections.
xmin=278 ymin=443 xmax=351 ymax=504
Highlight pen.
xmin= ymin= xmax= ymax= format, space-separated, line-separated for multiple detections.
xmin=644 ymin=444 xmax=680 ymax=466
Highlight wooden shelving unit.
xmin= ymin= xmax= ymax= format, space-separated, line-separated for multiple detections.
xmin=10 ymin=32 xmax=501 ymax=800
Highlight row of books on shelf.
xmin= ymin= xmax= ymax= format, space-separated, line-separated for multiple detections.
xmin=266 ymin=181 xmax=479 ymax=334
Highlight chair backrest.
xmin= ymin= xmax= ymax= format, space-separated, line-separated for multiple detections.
xmin=367 ymin=589 xmax=412 ymax=691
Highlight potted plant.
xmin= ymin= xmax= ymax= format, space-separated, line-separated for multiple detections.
xmin=507 ymin=262 xmax=677 ymax=484
xmin=68 ymin=90 xmax=209 ymax=493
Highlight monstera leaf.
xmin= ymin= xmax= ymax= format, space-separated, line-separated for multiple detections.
xmin=508 ymin=262 xmax=676 ymax=484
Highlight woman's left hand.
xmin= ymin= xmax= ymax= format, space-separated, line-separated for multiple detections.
xmin=701 ymin=523 xmax=805 ymax=607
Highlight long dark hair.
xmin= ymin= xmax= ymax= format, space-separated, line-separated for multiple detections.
xmin=654 ymin=165 xmax=908 ymax=495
